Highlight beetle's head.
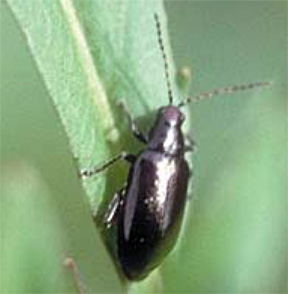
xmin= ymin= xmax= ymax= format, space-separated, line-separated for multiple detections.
xmin=159 ymin=105 xmax=185 ymax=127
xmin=147 ymin=106 xmax=185 ymax=154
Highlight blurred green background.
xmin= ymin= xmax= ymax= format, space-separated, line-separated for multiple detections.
xmin=1 ymin=1 xmax=287 ymax=293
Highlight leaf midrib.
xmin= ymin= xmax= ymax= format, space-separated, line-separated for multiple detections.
xmin=59 ymin=0 xmax=120 ymax=143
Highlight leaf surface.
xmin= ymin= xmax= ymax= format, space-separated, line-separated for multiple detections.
xmin=6 ymin=0 xmax=179 ymax=214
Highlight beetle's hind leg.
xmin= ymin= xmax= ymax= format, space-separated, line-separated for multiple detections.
xmin=117 ymin=100 xmax=148 ymax=144
xmin=104 ymin=187 xmax=126 ymax=229
xmin=79 ymin=153 xmax=136 ymax=178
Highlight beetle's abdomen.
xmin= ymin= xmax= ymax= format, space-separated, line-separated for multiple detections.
xmin=118 ymin=151 xmax=189 ymax=280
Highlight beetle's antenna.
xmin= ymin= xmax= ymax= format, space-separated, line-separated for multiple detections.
xmin=154 ymin=13 xmax=173 ymax=105
xmin=178 ymin=81 xmax=272 ymax=107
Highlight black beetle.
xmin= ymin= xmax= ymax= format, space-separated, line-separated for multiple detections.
xmin=80 ymin=14 xmax=270 ymax=281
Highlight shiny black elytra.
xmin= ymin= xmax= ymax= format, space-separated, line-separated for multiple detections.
xmin=80 ymin=14 xmax=270 ymax=281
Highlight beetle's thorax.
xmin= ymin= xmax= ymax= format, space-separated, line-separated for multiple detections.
xmin=147 ymin=106 xmax=185 ymax=155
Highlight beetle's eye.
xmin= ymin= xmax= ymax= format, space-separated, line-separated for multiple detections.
xmin=164 ymin=121 xmax=170 ymax=127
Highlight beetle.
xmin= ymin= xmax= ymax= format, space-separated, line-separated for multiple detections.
xmin=80 ymin=14 xmax=270 ymax=281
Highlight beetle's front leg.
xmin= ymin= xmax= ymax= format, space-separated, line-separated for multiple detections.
xmin=184 ymin=134 xmax=196 ymax=153
xmin=104 ymin=187 xmax=126 ymax=229
xmin=117 ymin=100 xmax=148 ymax=144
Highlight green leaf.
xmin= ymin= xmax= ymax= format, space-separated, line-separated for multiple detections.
xmin=5 ymin=0 xmax=184 ymax=291
xmin=0 ymin=163 xmax=73 ymax=293
xmin=3 ymin=0 xmax=286 ymax=292
xmin=5 ymin=0 xmax=180 ymax=216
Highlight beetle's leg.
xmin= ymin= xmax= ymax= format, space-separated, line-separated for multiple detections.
xmin=79 ymin=153 xmax=136 ymax=178
xmin=104 ymin=187 xmax=126 ymax=229
xmin=184 ymin=134 xmax=196 ymax=153
xmin=117 ymin=101 xmax=148 ymax=144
